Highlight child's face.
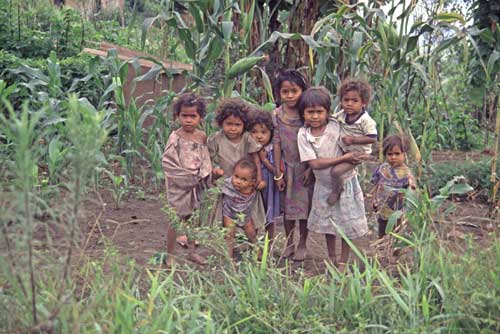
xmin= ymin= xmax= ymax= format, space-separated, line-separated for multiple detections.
xmin=386 ymin=145 xmax=406 ymax=168
xmin=279 ymin=80 xmax=303 ymax=109
xmin=341 ymin=90 xmax=367 ymax=118
xmin=250 ymin=123 xmax=272 ymax=146
xmin=303 ymin=105 xmax=328 ymax=129
xmin=222 ymin=115 xmax=244 ymax=141
xmin=178 ymin=106 xmax=201 ymax=132
xmin=231 ymin=165 xmax=255 ymax=194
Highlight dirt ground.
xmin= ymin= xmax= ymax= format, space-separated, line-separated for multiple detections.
xmin=80 ymin=150 xmax=495 ymax=276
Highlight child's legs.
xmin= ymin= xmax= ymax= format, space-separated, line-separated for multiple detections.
xmin=223 ymin=216 xmax=236 ymax=258
xmin=243 ymin=219 xmax=258 ymax=244
xmin=283 ymin=219 xmax=296 ymax=257
xmin=339 ymin=238 xmax=350 ymax=265
xmin=293 ymin=219 xmax=309 ymax=261
xmin=265 ymin=222 xmax=275 ymax=241
xmin=330 ymin=162 xmax=355 ymax=193
xmin=325 ymin=234 xmax=336 ymax=263
xmin=378 ymin=217 xmax=388 ymax=238
xmin=328 ymin=162 xmax=355 ymax=205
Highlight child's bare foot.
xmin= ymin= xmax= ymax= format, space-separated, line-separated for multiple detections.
xmin=187 ymin=252 xmax=207 ymax=265
xmin=176 ymin=235 xmax=199 ymax=247
xmin=327 ymin=190 xmax=342 ymax=205
xmin=293 ymin=245 xmax=307 ymax=261
xmin=176 ymin=235 xmax=188 ymax=247
xmin=283 ymin=245 xmax=295 ymax=258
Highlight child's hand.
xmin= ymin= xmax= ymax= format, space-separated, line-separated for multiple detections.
xmin=344 ymin=152 xmax=364 ymax=165
xmin=256 ymin=180 xmax=267 ymax=191
xmin=342 ymin=136 xmax=356 ymax=145
xmin=275 ymin=176 xmax=286 ymax=191
xmin=213 ymin=168 xmax=224 ymax=178
xmin=302 ymin=167 xmax=314 ymax=186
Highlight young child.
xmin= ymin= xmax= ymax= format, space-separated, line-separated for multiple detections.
xmin=272 ymin=69 xmax=314 ymax=261
xmin=162 ymin=92 xmax=212 ymax=265
xmin=371 ymin=134 xmax=416 ymax=238
xmin=207 ymin=98 xmax=266 ymax=229
xmin=297 ymin=87 xmax=368 ymax=272
xmin=249 ymin=109 xmax=280 ymax=240
xmin=328 ymin=79 xmax=377 ymax=205
xmin=221 ymin=158 xmax=260 ymax=258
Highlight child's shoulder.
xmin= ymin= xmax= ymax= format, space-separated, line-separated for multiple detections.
xmin=167 ymin=129 xmax=181 ymax=144
xmin=208 ymin=129 xmax=224 ymax=141
xmin=360 ymin=111 xmax=376 ymax=123
xmin=193 ymin=129 xmax=208 ymax=144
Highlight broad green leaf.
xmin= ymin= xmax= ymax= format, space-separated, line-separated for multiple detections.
xmin=436 ymin=12 xmax=465 ymax=24
xmin=189 ymin=3 xmax=205 ymax=34
xmin=134 ymin=65 xmax=162 ymax=82
xmin=386 ymin=210 xmax=403 ymax=234
xmin=221 ymin=21 xmax=233 ymax=43
xmin=487 ymin=51 xmax=500 ymax=76
xmin=449 ymin=183 xmax=473 ymax=195
xmin=141 ymin=16 xmax=159 ymax=50
xmin=257 ymin=66 xmax=274 ymax=103
xmin=405 ymin=36 xmax=419 ymax=53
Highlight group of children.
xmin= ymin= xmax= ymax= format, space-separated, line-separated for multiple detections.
xmin=162 ymin=70 xmax=415 ymax=270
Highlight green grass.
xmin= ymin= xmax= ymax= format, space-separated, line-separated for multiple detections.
xmin=0 ymin=234 xmax=498 ymax=333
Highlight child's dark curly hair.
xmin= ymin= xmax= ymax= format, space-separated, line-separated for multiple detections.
xmin=382 ymin=134 xmax=410 ymax=156
xmin=233 ymin=157 xmax=258 ymax=180
xmin=338 ymin=78 xmax=372 ymax=104
xmin=173 ymin=92 xmax=206 ymax=118
xmin=273 ymin=69 xmax=309 ymax=104
xmin=297 ymin=86 xmax=332 ymax=124
xmin=248 ymin=108 xmax=274 ymax=138
xmin=215 ymin=98 xmax=251 ymax=129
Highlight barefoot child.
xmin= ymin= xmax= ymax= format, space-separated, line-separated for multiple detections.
xmin=162 ymin=92 xmax=212 ymax=265
xmin=249 ymin=110 xmax=280 ymax=240
xmin=328 ymin=79 xmax=377 ymax=205
xmin=222 ymin=158 xmax=260 ymax=258
xmin=272 ymin=69 xmax=313 ymax=261
xmin=297 ymin=87 xmax=368 ymax=272
xmin=371 ymin=134 xmax=416 ymax=238
xmin=207 ymin=98 xmax=266 ymax=229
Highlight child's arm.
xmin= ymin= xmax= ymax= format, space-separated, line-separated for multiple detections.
xmin=273 ymin=142 xmax=286 ymax=191
xmin=308 ymin=152 xmax=363 ymax=170
xmin=251 ymin=151 xmax=266 ymax=190
xmin=207 ymin=134 xmax=224 ymax=178
xmin=370 ymin=184 xmax=379 ymax=211
xmin=341 ymin=135 xmax=377 ymax=146
xmin=258 ymin=149 xmax=274 ymax=174
xmin=302 ymin=164 xmax=314 ymax=186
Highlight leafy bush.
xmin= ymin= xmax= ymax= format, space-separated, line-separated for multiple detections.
xmin=0 ymin=1 xmax=84 ymax=58
xmin=0 ymin=50 xmax=108 ymax=107
xmin=427 ymin=157 xmax=495 ymax=199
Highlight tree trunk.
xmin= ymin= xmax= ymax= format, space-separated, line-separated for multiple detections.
xmin=285 ymin=0 xmax=320 ymax=69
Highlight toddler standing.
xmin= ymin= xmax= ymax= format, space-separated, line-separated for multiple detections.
xmin=249 ymin=110 xmax=280 ymax=240
xmin=371 ymin=134 xmax=416 ymax=238
xmin=162 ymin=93 xmax=212 ymax=265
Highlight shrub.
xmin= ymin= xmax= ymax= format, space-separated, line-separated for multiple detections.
xmin=427 ymin=158 xmax=495 ymax=200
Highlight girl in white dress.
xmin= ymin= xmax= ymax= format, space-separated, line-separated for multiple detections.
xmin=297 ymin=87 xmax=368 ymax=272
